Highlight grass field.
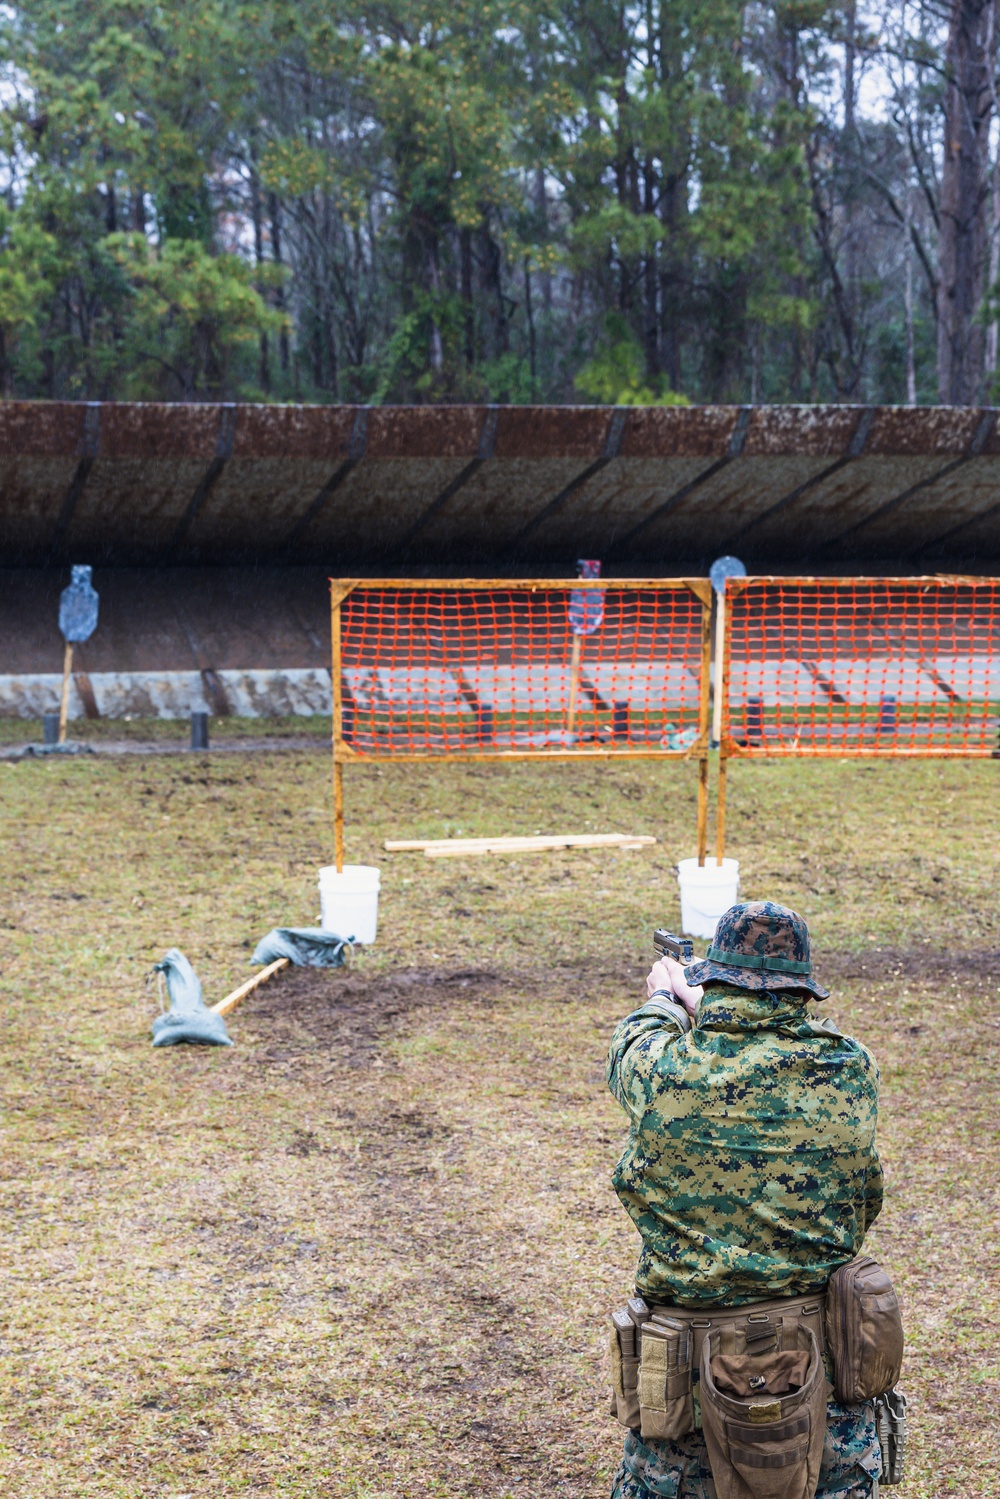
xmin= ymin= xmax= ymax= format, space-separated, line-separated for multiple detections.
xmin=1 ymin=738 xmax=998 ymax=1497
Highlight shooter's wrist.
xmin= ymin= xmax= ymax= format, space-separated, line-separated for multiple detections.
xmin=643 ymin=989 xmax=693 ymax=1033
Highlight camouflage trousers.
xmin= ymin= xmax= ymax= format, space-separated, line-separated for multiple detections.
xmin=611 ymin=1400 xmax=880 ymax=1499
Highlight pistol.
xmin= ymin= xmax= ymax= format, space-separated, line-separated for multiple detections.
xmin=653 ymin=929 xmax=695 ymax=965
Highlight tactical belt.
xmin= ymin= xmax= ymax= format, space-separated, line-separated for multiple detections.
xmin=610 ymin=1268 xmax=906 ymax=1491
xmin=644 ymin=1289 xmax=828 ymax=1370
xmin=612 ymin=1291 xmax=831 ymax=1499
xmin=611 ymin=1290 xmax=827 ymax=1441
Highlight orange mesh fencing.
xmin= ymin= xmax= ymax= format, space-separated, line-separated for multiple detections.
xmin=721 ymin=577 xmax=1000 ymax=758
xmin=332 ymin=579 xmax=712 ymax=761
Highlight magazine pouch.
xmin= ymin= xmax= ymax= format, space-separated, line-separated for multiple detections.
xmin=637 ymin=1316 xmax=694 ymax=1441
xmin=699 ymin=1320 xmax=826 ymax=1499
xmin=610 ymin=1308 xmax=641 ymax=1428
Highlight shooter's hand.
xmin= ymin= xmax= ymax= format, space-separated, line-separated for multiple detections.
xmin=647 ymin=956 xmax=704 ymax=1019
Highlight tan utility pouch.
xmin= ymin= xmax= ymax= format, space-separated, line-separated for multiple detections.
xmin=610 ymin=1306 xmax=642 ymax=1428
xmin=699 ymin=1322 xmax=826 ymax=1499
xmin=637 ymin=1315 xmax=694 ymax=1441
xmin=826 ymin=1255 xmax=904 ymax=1403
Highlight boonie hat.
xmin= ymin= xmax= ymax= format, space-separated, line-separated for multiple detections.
xmin=684 ymin=900 xmax=829 ymax=1001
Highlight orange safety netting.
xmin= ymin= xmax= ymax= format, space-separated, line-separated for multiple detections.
xmin=721 ymin=577 xmax=1000 ymax=757
xmin=334 ymin=582 xmax=710 ymax=759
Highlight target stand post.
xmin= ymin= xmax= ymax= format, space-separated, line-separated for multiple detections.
xmin=57 ymin=642 xmax=75 ymax=744
xmin=708 ymin=556 xmax=745 ymax=866
xmin=566 ymin=633 xmax=584 ymax=732
xmin=715 ymin=589 xmax=735 ymax=865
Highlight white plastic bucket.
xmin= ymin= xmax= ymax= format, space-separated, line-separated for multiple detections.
xmin=676 ymin=857 xmax=740 ymax=941
xmin=318 ymin=864 xmax=381 ymax=944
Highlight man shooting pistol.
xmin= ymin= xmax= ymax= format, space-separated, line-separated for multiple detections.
xmin=604 ymin=901 xmax=905 ymax=1499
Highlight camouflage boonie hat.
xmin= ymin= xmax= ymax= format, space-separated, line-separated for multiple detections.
xmin=684 ymin=900 xmax=829 ymax=1000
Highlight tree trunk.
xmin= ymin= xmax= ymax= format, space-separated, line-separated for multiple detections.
xmin=905 ymin=177 xmax=918 ymax=403
xmin=249 ymin=144 xmax=270 ymax=393
xmin=534 ymin=167 xmax=552 ymax=314
xmin=268 ymin=192 xmax=290 ymax=374
xmin=426 ymin=238 xmax=444 ymax=375
xmin=643 ymin=155 xmax=659 ymax=383
xmin=842 ymin=0 xmax=859 ymax=374
xmin=481 ymin=222 xmax=509 ymax=358
xmin=982 ymin=0 xmax=1000 ymax=385
xmin=659 ymin=174 xmax=683 ymax=391
xmin=938 ymin=0 xmax=993 ymax=403
xmin=460 ymin=228 xmax=474 ymax=367
xmin=524 ymin=257 xmax=536 ymax=388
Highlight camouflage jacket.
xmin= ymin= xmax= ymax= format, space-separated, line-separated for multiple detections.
xmin=607 ymin=983 xmax=883 ymax=1307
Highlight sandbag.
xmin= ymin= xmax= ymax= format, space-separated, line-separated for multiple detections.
xmin=250 ymin=927 xmax=352 ymax=968
xmin=152 ymin=948 xmax=233 ymax=1047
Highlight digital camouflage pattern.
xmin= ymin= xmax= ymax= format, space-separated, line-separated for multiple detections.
xmin=607 ymin=914 xmax=884 ymax=1497
xmin=606 ymin=983 xmax=883 ymax=1306
xmin=684 ymin=900 xmax=830 ymax=1000
xmin=610 ymin=1399 xmax=881 ymax=1498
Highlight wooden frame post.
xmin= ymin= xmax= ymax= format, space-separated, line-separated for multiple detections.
xmin=712 ymin=589 xmax=726 ymax=747
xmin=716 ymin=757 xmax=727 ymax=865
xmin=696 ymin=587 xmax=713 ymax=865
xmin=333 ymin=762 xmax=345 ymax=873
xmin=58 ymin=641 xmax=74 ymax=744
xmin=212 ymin=957 xmax=290 ymax=1017
xmin=332 ymin=592 xmax=345 ymax=872
xmin=697 ymin=756 xmax=709 ymax=864
xmin=715 ymin=574 xmax=736 ymax=863
xmin=330 ymin=581 xmax=359 ymax=873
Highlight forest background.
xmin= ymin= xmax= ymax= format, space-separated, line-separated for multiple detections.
xmin=1 ymin=0 xmax=998 ymax=410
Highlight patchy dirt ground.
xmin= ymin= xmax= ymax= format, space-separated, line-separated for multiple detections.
xmin=0 ymin=747 xmax=998 ymax=1496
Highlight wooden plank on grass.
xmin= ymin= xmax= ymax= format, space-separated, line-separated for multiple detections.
xmin=425 ymin=837 xmax=654 ymax=857
xmin=385 ymin=833 xmax=656 ymax=857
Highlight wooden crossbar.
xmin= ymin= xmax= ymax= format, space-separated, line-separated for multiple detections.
xmin=385 ymin=833 xmax=656 ymax=857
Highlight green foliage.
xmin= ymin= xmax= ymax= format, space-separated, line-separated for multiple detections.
xmin=0 ymin=0 xmax=938 ymax=403
xmin=575 ymin=320 xmax=690 ymax=406
xmin=475 ymin=352 xmax=537 ymax=405
xmin=0 ymin=208 xmax=58 ymax=392
xmin=108 ymin=234 xmax=285 ymax=399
